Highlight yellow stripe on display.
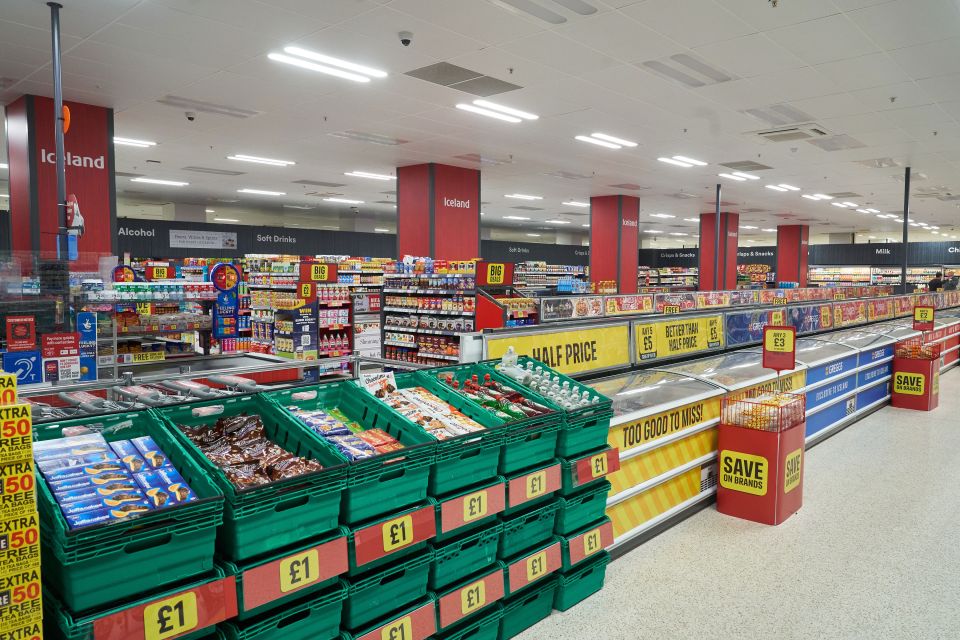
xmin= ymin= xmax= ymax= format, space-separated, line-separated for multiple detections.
xmin=607 ymin=467 xmax=702 ymax=538
xmin=608 ymin=427 xmax=717 ymax=496
xmin=609 ymin=398 xmax=721 ymax=452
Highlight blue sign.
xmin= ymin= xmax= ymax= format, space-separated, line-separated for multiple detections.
xmin=806 ymin=393 xmax=858 ymax=438
xmin=210 ymin=263 xmax=241 ymax=340
xmin=2 ymin=350 xmax=42 ymax=385
xmin=858 ymin=361 xmax=892 ymax=387
xmin=858 ymin=344 xmax=894 ymax=366
xmin=856 ymin=380 xmax=890 ymax=411
xmin=805 ymin=373 xmax=857 ymax=410
xmin=804 ymin=354 xmax=859 ymax=386
xmin=77 ymin=312 xmax=98 ymax=381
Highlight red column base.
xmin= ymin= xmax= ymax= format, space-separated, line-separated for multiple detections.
xmin=891 ymin=357 xmax=940 ymax=411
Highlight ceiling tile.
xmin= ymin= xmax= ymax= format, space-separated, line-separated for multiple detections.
xmin=255 ymin=0 xmax=389 ymax=23
xmin=720 ymin=0 xmax=840 ymax=30
xmin=498 ymin=30 xmax=620 ymax=75
xmin=554 ymin=10 xmax=684 ymax=63
xmin=916 ymin=73 xmax=960 ymax=103
xmin=849 ymin=81 xmax=935 ymax=113
xmin=693 ymin=33 xmax=805 ymax=79
xmin=389 ymin=0 xmax=545 ymax=44
xmin=619 ymin=0 xmax=754 ymax=49
xmin=888 ymin=37 xmax=960 ymax=81
xmin=790 ymin=93 xmax=872 ymax=120
xmin=338 ymin=6 xmax=485 ymax=62
xmin=847 ymin=0 xmax=960 ymax=51
xmin=745 ymin=67 xmax=843 ymax=103
xmin=770 ymin=14 xmax=880 ymax=64
xmin=881 ymin=103 xmax=954 ymax=130
xmin=814 ymin=52 xmax=909 ymax=91
xmin=149 ymin=0 xmax=327 ymax=42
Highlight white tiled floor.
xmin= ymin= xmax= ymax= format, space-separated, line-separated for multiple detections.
xmin=517 ymin=368 xmax=960 ymax=640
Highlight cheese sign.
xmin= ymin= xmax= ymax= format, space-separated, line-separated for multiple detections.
xmin=353 ymin=601 xmax=436 ymax=640
xmin=507 ymin=541 xmax=561 ymax=592
xmin=0 ymin=374 xmax=16 ymax=406
xmin=613 ymin=398 xmax=721 ymax=451
xmin=913 ymin=305 xmax=935 ymax=331
xmin=439 ymin=482 xmax=505 ymax=534
xmin=507 ymin=464 xmax=561 ymax=509
xmin=352 ymin=505 xmax=436 ymax=567
xmin=719 ymin=450 xmax=768 ymax=496
xmin=437 ymin=570 xmax=504 ymax=628
xmin=574 ymin=449 xmax=620 ymax=487
xmin=241 ymin=535 xmax=348 ymax=610
xmin=486 ymin=324 xmax=630 ymax=376
xmin=893 ymin=372 xmax=925 ymax=396
xmin=762 ymin=326 xmax=796 ymax=373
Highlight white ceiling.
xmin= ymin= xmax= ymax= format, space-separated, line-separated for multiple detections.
xmin=2 ymin=0 xmax=960 ymax=251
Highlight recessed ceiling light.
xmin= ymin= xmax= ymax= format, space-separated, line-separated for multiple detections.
xmin=114 ymin=137 xmax=156 ymax=148
xmin=643 ymin=229 xmax=662 ymax=234
xmin=865 ymin=208 xmax=880 ymax=213
xmin=375 ymin=228 xmax=390 ymax=233
xmin=205 ymin=209 xmax=215 ymax=213
xmin=575 ymin=135 xmax=620 ymax=149
xmin=801 ymin=194 xmax=820 ymax=200
xmin=131 ymin=177 xmax=188 ymax=186
xmin=0 ymin=194 xmax=8 ymax=198
xmin=562 ymin=201 xmax=590 ymax=208
xmin=672 ymin=155 xmax=706 ymax=166
xmin=472 ymin=100 xmax=538 ymax=120
xmin=842 ymin=202 xmax=859 ymax=207
xmin=650 ymin=213 xmax=675 ymax=218
xmin=526 ymin=233 xmax=542 ymax=237
xmin=214 ymin=217 xmax=239 ymax=222
xmin=868 ymin=235 xmax=876 ymax=239
xmin=581 ymin=223 xmax=590 ymax=227
xmin=778 ymin=184 xmax=800 ymax=191
xmin=269 ymin=46 xmax=386 ymax=83
xmin=669 ymin=232 xmax=688 ymax=236
xmin=545 ymin=219 xmax=571 ymax=224
xmin=0 ymin=163 xmax=8 ymax=169
xmin=762 ymin=228 xmax=776 ymax=232
xmin=323 ymin=197 xmax=363 ymax=204
xmin=765 ymin=185 xmax=788 ymax=192
xmin=831 ymin=202 xmax=849 ymax=208
xmin=747 ymin=239 xmax=756 ymax=242
xmin=813 ymin=194 xmax=833 ymax=200
xmin=268 ymin=53 xmax=372 ymax=83
xmin=732 ymin=172 xmax=759 ymax=180
xmin=505 ymin=194 xmax=542 ymax=200
xmin=456 ymin=104 xmax=522 ymax=123
xmin=228 ymin=154 xmax=295 ymax=166
xmin=856 ymin=209 xmax=870 ymax=213
xmin=658 ymin=157 xmax=693 ymax=168
xmin=344 ymin=171 xmax=395 ymax=180
xmin=239 ymin=188 xmax=286 ymax=196
xmin=503 ymin=215 xmax=531 ymax=220
xmin=590 ymin=133 xmax=637 ymax=147
xmin=719 ymin=173 xmax=746 ymax=181
xmin=909 ymin=222 xmax=920 ymax=227
xmin=683 ymin=217 xmax=699 ymax=222
xmin=932 ymin=231 xmax=940 ymax=235
xmin=741 ymin=225 xmax=758 ymax=229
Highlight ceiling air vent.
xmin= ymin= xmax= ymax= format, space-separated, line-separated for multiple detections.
xmin=855 ymin=157 xmax=900 ymax=169
xmin=670 ymin=192 xmax=700 ymax=200
xmin=158 ymin=96 xmax=259 ymax=119
xmin=405 ymin=63 xmax=521 ymax=96
xmin=511 ymin=205 xmax=544 ymax=211
xmin=608 ymin=183 xmax=648 ymax=190
xmin=544 ymin=170 xmax=593 ymax=180
xmin=292 ymin=179 xmax=347 ymax=188
xmin=829 ymin=192 xmax=863 ymax=199
xmin=720 ymin=160 xmax=772 ymax=172
xmin=753 ymin=123 xmax=829 ymax=143
xmin=182 ymin=166 xmax=246 ymax=176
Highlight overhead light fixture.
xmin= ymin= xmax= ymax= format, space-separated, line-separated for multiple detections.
xmin=545 ymin=219 xmax=571 ymax=224
xmin=842 ymin=202 xmax=859 ymax=207
xmin=238 ymin=188 xmax=286 ymax=196
xmin=503 ymin=215 xmax=531 ymax=220
xmin=865 ymin=208 xmax=880 ymax=213
xmin=650 ymin=213 xmax=675 ymax=218
xmin=228 ymin=154 xmax=295 ymax=166
xmin=131 ymin=177 xmax=188 ymax=186
xmin=575 ymin=135 xmax=620 ymax=149
xmin=581 ymin=223 xmax=590 ymax=227
xmin=931 ymin=226 xmax=940 ymax=230
xmin=268 ymin=53 xmax=372 ymax=82
xmin=814 ymin=194 xmax=834 ymax=200
xmin=672 ymin=155 xmax=706 ymax=166
xmin=374 ymin=228 xmax=391 ymax=233
xmin=205 ymin=209 xmax=215 ymax=213
xmin=719 ymin=173 xmax=746 ymax=181
xmin=932 ymin=231 xmax=940 ymax=234
xmin=658 ymin=157 xmax=692 ymax=168
xmin=562 ymin=201 xmax=590 ymax=208
xmin=643 ymin=229 xmax=662 ymax=234
xmin=472 ymin=100 xmax=538 ymax=121
xmin=669 ymin=232 xmax=688 ymax=236
xmin=831 ymin=202 xmax=849 ymax=208
xmin=269 ymin=46 xmax=387 ymax=82
xmin=590 ymin=133 xmax=637 ymax=147
xmin=778 ymin=184 xmax=800 ymax=191
xmin=909 ymin=222 xmax=920 ymax=227
xmin=505 ymin=194 xmax=542 ymax=200
xmin=732 ymin=172 xmax=759 ymax=180
xmin=741 ymin=225 xmax=758 ymax=230
xmin=456 ymin=104 xmax=522 ymax=123
xmin=114 ymin=137 xmax=156 ymax=148
xmin=344 ymin=171 xmax=395 ymax=180
xmin=762 ymin=228 xmax=776 ymax=232
xmin=214 ymin=217 xmax=239 ymax=222
xmin=683 ymin=217 xmax=699 ymax=222
xmin=0 ymin=163 xmax=8 ymax=169
xmin=765 ymin=185 xmax=788 ymax=192
xmin=323 ymin=197 xmax=363 ymax=204
xmin=801 ymin=194 xmax=821 ymax=200
xmin=747 ymin=239 xmax=756 ymax=243
xmin=0 ymin=194 xmax=8 ymax=198
xmin=526 ymin=233 xmax=542 ymax=237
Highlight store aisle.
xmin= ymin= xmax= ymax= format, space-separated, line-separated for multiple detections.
xmin=519 ymin=369 xmax=960 ymax=640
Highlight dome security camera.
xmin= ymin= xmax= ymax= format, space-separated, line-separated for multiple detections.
xmin=398 ymin=31 xmax=413 ymax=47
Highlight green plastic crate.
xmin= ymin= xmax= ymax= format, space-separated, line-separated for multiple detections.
xmin=44 ymin=567 xmax=228 ymax=640
xmin=502 ymin=460 xmax=562 ymax=517
xmin=559 ymin=446 xmax=614 ymax=496
xmin=433 ymin=563 xmax=505 ymax=631
xmin=430 ymin=522 xmax=502 ymax=590
xmin=342 ymin=596 xmax=436 ymax=639
xmin=511 ymin=356 xmax=612 ymax=422
xmin=347 ymin=499 xmax=437 ymax=575
xmin=560 ymin=517 xmax=611 ymax=571
xmin=33 ymin=410 xmax=223 ymax=613
xmin=224 ymin=526 xmax=349 ymax=621
xmin=499 ymin=501 xmax=558 ymax=561
xmin=554 ymin=552 xmax=610 ymax=612
xmin=556 ymin=409 xmax=614 ymax=458
xmin=343 ymin=551 xmax=433 ymax=630
xmin=265 ymin=381 xmax=435 ymax=524
xmin=499 ymin=420 xmax=561 ymax=476
xmin=498 ymin=576 xmax=557 ymax=640
xmin=503 ymin=537 xmax=562 ymax=596
xmin=434 ymin=607 xmax=502 ymax=640
xmin=155 ymin=395 xmax=347 ymax=562
xmin=219 ymin=579 xmax=347 ymax=640
xmin=434 ymin=477 xmax=506 ymax=544
xmin=555 ymin=480 xmax=611 ymax=536
xmin=357 ymin=372 xmax=506 ymax=497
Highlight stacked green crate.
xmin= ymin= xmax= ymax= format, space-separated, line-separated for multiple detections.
xmin=218 ymin=579 xmax=347 ymax=640
xmin=555 ymin=517 xmax=613 ymax=610
xmin=341 ymin=551 xmax=433 ymax=634
xmin=33 ymin=410 xmax=224 ymax=614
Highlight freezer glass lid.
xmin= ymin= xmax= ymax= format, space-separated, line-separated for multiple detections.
xmin=819 ymin=330 xmax=894 ymax=350
xmin=588 ymin=370 xmax=719 ymax=418
xmin=872 ymin=324 xmax=920 ymax=338
xmin=662 ymin=351 xmax=778 ymax=388
xmin=792 ymin=338 xmax=858 ymax=365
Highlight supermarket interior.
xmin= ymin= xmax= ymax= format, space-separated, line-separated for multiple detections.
xmin=1 ymin=0 xmax=959 ymax=638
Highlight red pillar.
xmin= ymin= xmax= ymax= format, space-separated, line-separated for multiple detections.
xmin=589 ymin=195 xmax=639 ymax=293
xmin=698 ymin=212 xmax=739 ymax=291
xmin=776 ymin=225 xmax=809 ymax=287
xmin=5 ymin=95 xmax=117 ymax=269
xmin=396 ymin=163 xmax=480 ymax=260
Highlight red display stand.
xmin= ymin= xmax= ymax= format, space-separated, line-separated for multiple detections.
xmin=891 ymin=358 xmax=940 ymax=411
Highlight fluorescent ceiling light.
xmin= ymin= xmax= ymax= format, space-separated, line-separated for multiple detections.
xmin=472 ymin=100 xmax=538 ymax=120
xmin=747 ymin=239 xmax=756 ymax=243
xmin=131 ymin=177 xmax=188 ymax=186
xmin=831 ymin=202 xmax=849 ymax=208
xmin=562 ymin=201 xmax=590 ymax=208
xmin=732 ymin=172 xmax=759 ymax=180
xmin=718 ymin=173 xmax=746 ymax=181
xmin=672 ymin=155 xmax=706 ymax=166
xmin=456 ymin=103 xmax=521 ymax=123
xmin=505 ymin=194 xmax=542 ymax=200
xmin=643 ymin=229 xmax=662 ymax=234
xmin=931 ymin=226 xmax=939 ymax=230
xmin=214 ymin=217 xmax=239 ymax=222
xmin=344 ymin=171 xmax=395 ymax=180
xmin=268 ymin=53 xmax=371 ymax=82
xmin=778 ymin=184 xmax=800 ymax=191
xmin=801 ymin=194 xmax=821 ymax=200
xmin=590 ymin=133 xmax=637 ymax=147
xmin=526 ymin=233 xmax=542 ymax=237
xmin=658 ymin=157 xmax=692 ymax=168
xmin=741 ymin=225 xmax=758 ymax=229
xmin=762 ymin=228 xmax=776 ymax=232
xmin=114 ymin=137 xmax=156 ymax=147
xmin=650 ymin=213 xmax=675 ymax=218
xmin=323 ymin=197 xmax=363 ymax=204
xmin=576 ymin=135 xmax=620 ymax=149
xmin=909 ymin=222 xmax=920 ymax=227
xmin=238 ymin=188 xmax=286 ymax=196
xmin=227 ymin=154 xmax=295 ymax=166
xmin=856 ymin=209 xmax=870 ymax=213
xmin=814 ymin=194 xmax=833 ymax=200
xmin=0 ymin=163 xmax=8 ymax=169
xmin=0 ymin=194 xmax=8 ymax=198
xmin=841 ymin=202 xmax=859 ymax=207
xmin=545 ymin=219 xmax=571 ymax=224
xmin=765 ymin=185 xmax=788 ymax=192
xmin=581 ymin=224 xmax=590 ymax=227
xmin=669 ymin=232 xmax=688 ymax=236
xmin=865 ymin=208 xmax=880 ymax=213
xmin=375 ymin=228 xmax=390 ymax=233
xmin=205 ymin=209 xmax=215 ymax=213
xmin=282 ymin=46 xmax=386 ymax=78
xmin=503 ymin=215 xmax=530 ymax=220
xmin=683 ymin=217 xmax=699 ymax=222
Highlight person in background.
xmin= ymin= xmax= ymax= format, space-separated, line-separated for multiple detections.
xmin=927 ymin=272 xmax=944 ymax=291
xmin=945 ymin=271 xmax=959 ymax=291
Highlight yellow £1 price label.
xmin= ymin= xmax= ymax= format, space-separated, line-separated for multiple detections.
xmin=380 ymin=616 xmax=412 ymax=640
xmin=764 ymin=329 xmax=794 ymax=353
xmin=144 ymin=592 xmax=198 ymax=640
xmin=382 ymin=514 xmax=414 ymax=552
xmin=462 ymin=489 xmax=488 ymax=522
xmin=525 ymin=551 xmax=548 ymax=582
xmin=589 ymin=452 xmax=607 ymax=478
xmin=279 ymin=548 xmax=319 ymax=593
xmin=525 ymin=470 xmax=546 ymax=500
xmin=582 ymin=529 xmax=602 ymax=557
xmin=460 ymin=580 xmax=486 ymax=615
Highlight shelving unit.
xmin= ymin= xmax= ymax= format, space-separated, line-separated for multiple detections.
xmin=513 ymin=261 xmax=586 ymax=288
xmin=810 ymin=266 xmax=944 ymax=289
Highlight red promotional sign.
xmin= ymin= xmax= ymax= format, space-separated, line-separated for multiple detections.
xmin=351 ymin=505 xmax=436 ymax=568
xmin=112 ymin=265 xmax=136 ymax=282
xmin=762 ymin=326 xmax=796 ymax=373
xmin=145 ymin=264 xmax=173 ymax=281
xmin=574 ymin=449 xmax=620 ymax=487
xmin=506 ymin=541 xmax=562 ymax=593
xmin=566 ymin=520 xmax=614 ymax=566
xmin=476 ymin=261 xmax=514 ymax=287
xmin=92 ymin=576 xmax=238 ymax=640
xmin=41 ymin=333 xmax=79 ymax=358
xmin=299 ymin=262 xmax=338 ymax=284
xmin=913 ymin=305 xmax=935 ymax=331
xmin=437 ymin=569 xmax=505 ymax=628
xmin=507 ymin=463 xmax=561 ymax=509
xmin=355 ymin=601 xmax=436 ymax=640
xmin=241 ymin=535 xmax=348 ymax=611
xmin=439 ymin=481 xmax=506 ymax=534
xmin=5 ymin=316 xmax=36 ymax=352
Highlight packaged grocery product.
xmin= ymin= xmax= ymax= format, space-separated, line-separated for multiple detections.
xmin=130 ymin=436 xmax=171 ymax=469
xmin=33 ymin=433 xmax=111 ymax=461
xmin=60 ymin=495 xmax=153 ymax=516
xmin=109 ymin=439 xmax=149 ymax=472
xmin=135 ymin=468 xmax=198 ymax=506
xmin=36 ymin=451 xmax=119 ymax=473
